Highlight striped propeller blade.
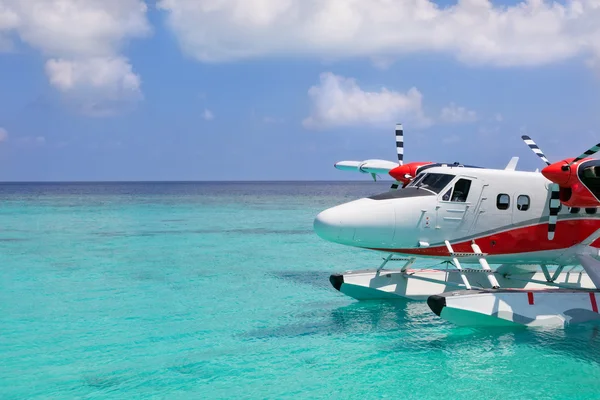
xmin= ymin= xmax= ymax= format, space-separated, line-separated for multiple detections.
xmin=395 ymin=123 xmax=404 ymax=165
xmin=521 ymin=135 xmax=551 ymax=166
xmin=548 ymin=183 xmax=560 ymax=240
xmin=390 ymin=123 xmax=404 ymax=190
xmin=568 ymin=143 xmax=600 ymax=165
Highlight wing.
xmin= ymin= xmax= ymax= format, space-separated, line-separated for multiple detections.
xmin=334 ymin=159 xmax=398 ymax=176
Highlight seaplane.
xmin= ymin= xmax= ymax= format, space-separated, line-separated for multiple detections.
xmin=314 ymin=124 xmax=600 ymax=328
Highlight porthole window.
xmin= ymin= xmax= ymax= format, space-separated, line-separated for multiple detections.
xmin=497 ymin=194 xmax=510 ymax=210
xmin=570 ymin=207 xmax=580 ymax=214
xmin=585 ymin=208 xmax=598 ymax=215
xmin=517 ymin=195 xmax=530 ymax=211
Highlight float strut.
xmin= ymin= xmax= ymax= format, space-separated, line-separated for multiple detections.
xmin=377 ymin=254 xmax=393 ymax=272
xmin=444 ymin=240 xmax=472 ymax=290
xmin=471 ymin=241 xmax=500 ymax=288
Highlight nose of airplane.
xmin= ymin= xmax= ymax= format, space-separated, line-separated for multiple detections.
xmin=313 ymin=198 xmax=396 ymax=247
xmin=313 ymin=205 xmax=355 ymax=244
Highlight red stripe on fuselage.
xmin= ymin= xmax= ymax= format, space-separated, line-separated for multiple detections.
xmin=590 ymin=293 xmax=598 ymax=313
xmin=370 ymin=219 xmax=600 ymax=256
xmin=528 ymin=292 xmax=534 ymax=305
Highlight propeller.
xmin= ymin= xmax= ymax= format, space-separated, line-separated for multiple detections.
xmin=390 ymin=123 xmax=404 ymax=190
xmin=522 ymin=135 xmax=551 ymax=166
xmin=521 ymin=135 xmax=560 ymax=240
xmin=568 ymin=142 xmax=600 ymax=166
xmin=333 ymin=123 xmax=406 ymax=189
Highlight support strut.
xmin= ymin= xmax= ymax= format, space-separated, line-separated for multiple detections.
xmin=444 ymin=240 xmax=472 ymax=290
xmin=471 ymin=241 xmax=500 ymax=288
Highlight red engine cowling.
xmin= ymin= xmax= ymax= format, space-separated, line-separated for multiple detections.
xmin=388 ymin=162 xmax=434 ymax=186
xmin=542 ymin=158 xmax=600 ymax=207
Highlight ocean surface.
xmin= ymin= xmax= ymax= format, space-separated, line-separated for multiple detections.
xmin=1 ymin=181 xmax=600 ymax=399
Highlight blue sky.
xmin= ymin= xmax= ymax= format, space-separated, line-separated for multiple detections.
xmin=0 ymin=0 xmax=599 ymax=181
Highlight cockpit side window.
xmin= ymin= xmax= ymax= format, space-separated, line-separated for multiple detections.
xmin=578 ymin=160 xmax=600 ymax=200
xmin=450 ymin=179 xmax=472 ymax=202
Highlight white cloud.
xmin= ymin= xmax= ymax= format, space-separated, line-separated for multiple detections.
xmin=202 ymin=109 xmax=214 ymax=121
xmin=157 ymin=0 xmax=600 ymax=72
xmin=303 ymin=72 xmax=431 ymax=129
xmin=495 ymin=113 xmax=504 ymax=122
xmin=0 ymin=127 xmax=8 ymax=142
xmin=45 ymin=57 xmax=142 ymax=116
xmin=440 ymin=103 xmax=477 ymax=123
xmin=0 ymin=0 xmax=150 ymax=115
xmin=46 ymin=58 xmax=140 ymax=92
xmin=0 ymin=4 xmax=19 ymax=51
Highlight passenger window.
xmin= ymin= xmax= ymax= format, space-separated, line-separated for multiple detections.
xmin=517 ymin=195 xmax=530 ymax=211
xmin=451 ymin=179 xmax=471 ymax=202
xmin=497 ymin=194 xmax=510 ymax=210
xmin=585 ymin=208 xmax=598 ymax=214
xmin=570 ymin=207 xmax=580 ymax=214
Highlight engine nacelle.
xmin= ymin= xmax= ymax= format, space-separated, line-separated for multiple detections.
xmin=543 ymin=158 xmax=600 ymax=208
xmin=388 ymin=162 xmax=434 ymax=186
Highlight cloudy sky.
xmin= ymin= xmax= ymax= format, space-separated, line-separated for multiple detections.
xmin=0 ymin=0 xmax=599 ymax=181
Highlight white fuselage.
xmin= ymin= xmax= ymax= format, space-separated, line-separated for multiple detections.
xmin=314 ymin=165 xmax=600 ymax=265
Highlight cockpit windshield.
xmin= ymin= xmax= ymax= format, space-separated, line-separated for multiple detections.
xmin=408 ymin=173 xmax=454 ymax=194
xmin=407 ymin=172 xmax=426 ymax=187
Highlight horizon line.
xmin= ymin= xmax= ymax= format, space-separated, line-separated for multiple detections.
xmin=0 ymin=179 xmax=393 ymax=184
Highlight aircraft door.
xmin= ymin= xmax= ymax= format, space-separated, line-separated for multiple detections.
xmin=472 ymin=187 xmax=513 ymax=236
xmin=436 ymin=176 xmax=484 ymax=235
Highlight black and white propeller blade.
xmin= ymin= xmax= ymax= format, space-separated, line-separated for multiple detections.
xmin=568 ymin=143 xmax=600 ymax=166
xmin=390 ymin=123 xmax=404 ymax=190
xmin=521 ymin=135 xmax=560 ymax=240
xmin=548 ymin=183 xmax=560 ymax=240
xmin=395 ymin=123 xmax=404 ymax=166
xmin=521 ymin=135 xmax=551 ymax=166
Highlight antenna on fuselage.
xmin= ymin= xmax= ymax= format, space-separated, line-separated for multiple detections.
xmin=504 ymin=157 xmax=519 ymax=171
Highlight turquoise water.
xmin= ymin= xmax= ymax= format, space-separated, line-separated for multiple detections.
xmin=1 ymin=181 xmax=600 ymax=399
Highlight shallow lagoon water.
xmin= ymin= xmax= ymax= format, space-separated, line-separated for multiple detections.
xmin=1 ymin=181 xmax=600 ymax=399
